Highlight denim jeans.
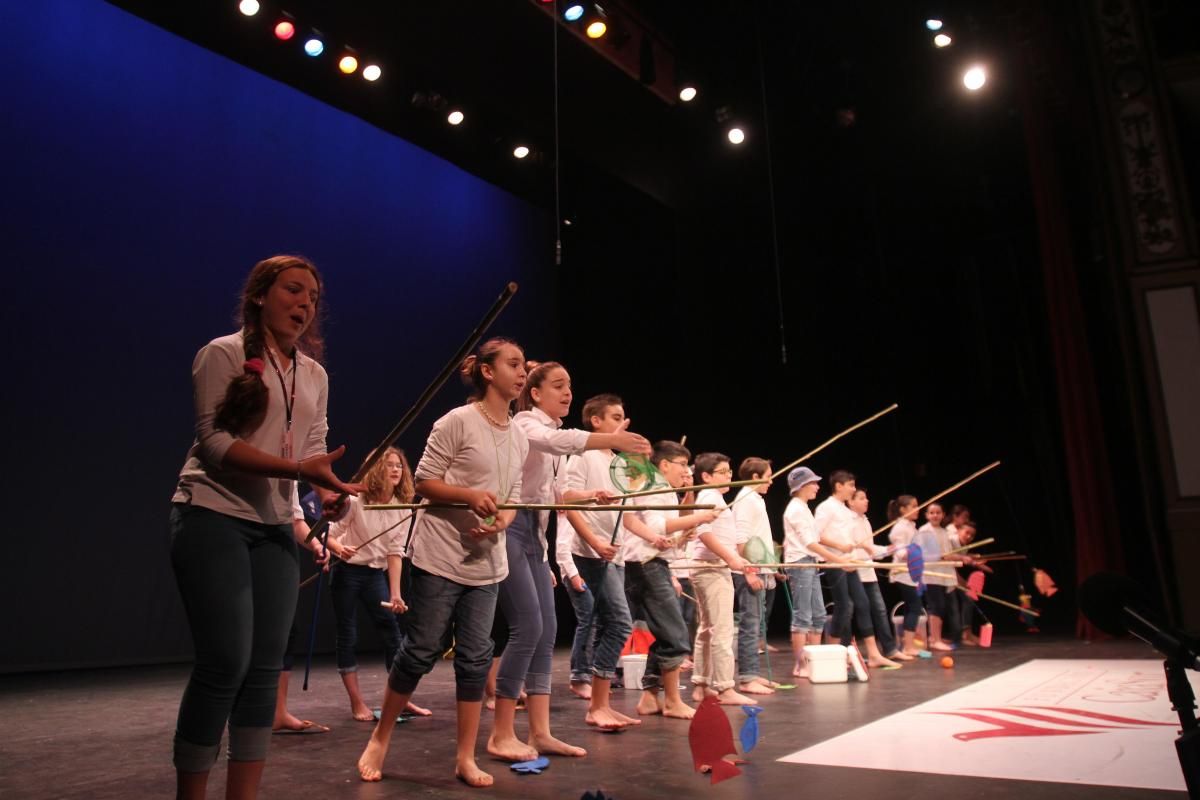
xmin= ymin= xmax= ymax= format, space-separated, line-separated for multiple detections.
xmin=677 ymin=576 xmax=696 ymax=643
xmin=862 ymin=580 xmax=897 ymax=654
xmin=497 ymin=510 xmax=556 ymax=697
xmin=564 ymin=578 xmax=596 ymax=684
xmin=387 ymin=566 xmax=497 ymax=702
xmin=573 ymin=555 xmax=633 ymax=679
xmin=169 ymin=504 xmax=298 ymax=772
xmin=895 ymin=582 xmax=923 ymax=632
xmin=624 ymin=558 xmax=691 ymax=689
xmin=732 ymin=574 xmax=763 ymax=682
xmin=787 ymin=557 xmax=826 ymax=633
xmin=329 ymin=562 xmax=403 ymax=673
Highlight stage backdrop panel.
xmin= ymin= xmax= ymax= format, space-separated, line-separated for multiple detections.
xmin=0 ymin=0 xmax=555 ymax=671
xmin=779 ymin=659 xmax=1193 ymax=792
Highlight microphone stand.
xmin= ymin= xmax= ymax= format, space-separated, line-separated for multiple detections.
xmin=1164 ymin=655 xmax=1200 ymax=798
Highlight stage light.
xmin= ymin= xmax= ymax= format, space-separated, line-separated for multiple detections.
xmin=925 ymin=19 xmax=943 ymax=31
xmin=513 ymin=145 xmax=530 ymax=159
xmin=586 ymin=20 xmax=607 ymax=38
xmin=339 ymin=55 xmax=359 ymax=74
xmin=727 ymin=127 xmax=745 ymax=145
xmin=564 ymin=4 xmax=585 ymax=22
xmin=274 ymin=21 xmax=295 ymax=41
xmin=238 ymin=0 xmax=260 ymax=17
xmin=934 ymin=33 xmax=952 ymax=47
xmin=362 ymin=64 xmax=382 ymax=81
xmin=447 ymin=110 xmax=464 ymax=125
xmin=963 ymin=65 xmax=987 ymax=91
xmin=679 ymin=85 xmax=697 ymax=102
xmin=304 ymin=38 xmax=324 ymax=57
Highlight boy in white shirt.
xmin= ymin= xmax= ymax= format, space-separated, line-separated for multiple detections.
xmin=690 ymin=452 xmax=762 ymax=706
xmin=814 ymin=469 xmax=862 ymax=644
xmin=731 ymin=457 xmax=779 ymax=695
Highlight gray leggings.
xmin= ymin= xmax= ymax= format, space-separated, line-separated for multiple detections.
xmin=169 ymin=504 xmax=298 ymax=772
xmin=496 ymin=511 xmax=556 ymax=698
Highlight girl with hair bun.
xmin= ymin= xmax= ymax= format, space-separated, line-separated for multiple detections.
xmin=358 ymin=337 xmax=529 ymax=788
xmin=170 ymin=254 xmax=362 ymax=800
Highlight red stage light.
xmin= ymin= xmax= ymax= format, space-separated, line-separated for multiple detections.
xmin=274 ymin=20 xmax=295 ymax=41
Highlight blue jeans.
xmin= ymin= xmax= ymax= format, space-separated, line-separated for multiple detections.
xmin=564 ymin=577 xmax=596 ymax=684
xmin=895 ymin=582 xmax=923 ymax=632
xmin=497 ymin=511 xmax=556 ymax=697
xmin=329 ymin=562 xmax=403 ymax=673
xmin=624 ymin=558 xmax=690 ymax=689
xmin=677 ymin=576 xmax=696 ymax=641
xmin=387 ymin=566 xmax=497 ymax=702
xmin=787 ymin=557 xmax=826 ymax=633
xmin=573 ymin=556 xmax=633 ymax=680
xmin=733 ymin=574 xmax=763 ymax=682
xmin=862 ymin=580 xmax=897 ymax=654
xmin=169 ymin=504 xmax=298 ymax=772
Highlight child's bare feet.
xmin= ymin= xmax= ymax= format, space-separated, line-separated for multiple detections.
xmin=357 ymin=738 xmax=387 ymax=781
xmin=486 ymin=735 xmax=538 ymax=763
xmin=351 ymin=703 xmax=375 ymax=722
xmin=585 ymin=707 xmax=629 ymax=730
xmin=405 ymin=700 xmax=432 ymax=716
xmin=717 ymin=688 xmax=757 ymax=705
xmin=569 ymin=681 xmax=592 ymax=700
xmin=610 ymin=709 xmax=642 ymax=726
xmin=738 ymin=681 xmax=775 ymax=695
xmin=930 ymin=641 xmax=953 ymax=652
xmin=529 ymin=733 xmax=586 ymax=757
xmin=868 ymin=655 xmax=902 ymax=668
xmin=889 ymin=651 xmax=915 ymax=661
xmin=455 ymin=758 xmax=494 ymax=788
xmin=662 ymin=699 xmax=696 ymax=719
xmin=692 ymin=685 xmax=717 ymax=703
xmin=636 ymin=691 xmax=664 ymax=716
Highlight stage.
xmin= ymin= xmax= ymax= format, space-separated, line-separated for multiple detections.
xmin=0 ymin=637 xmax=1188 ymax=798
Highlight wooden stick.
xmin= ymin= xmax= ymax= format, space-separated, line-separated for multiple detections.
xmin=297 ymin=511 xmax=416 ymax=590
xmin=596 ymin=478 xmax=768 ymax=502
xmin=305 ymin=282 xmax=519 ymax=544
xmin=773 ymin=404 xmax=899 ymax=478
xmin=972 ymin=554 xmax=1028 ymax=562
xmin=670 ymin=560 xmax=962 ymax=570
xmin=943 ymin=537 xmax=995 ymax=555
xmin=364 ymin=502 xmax=714 ymax=512
xmin=870 ymin=461 xmax=1002 ymax=539
xmin=919 ymin=572 xmax=1043 ymax=617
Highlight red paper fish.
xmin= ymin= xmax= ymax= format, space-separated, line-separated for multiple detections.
xmin=1033 ymin=568 xmax=1058 ymax=598
xmin=688 ymin=696 xmax=742 ymax=785
xmin=966 ymin=570 xmax=986 ymax=600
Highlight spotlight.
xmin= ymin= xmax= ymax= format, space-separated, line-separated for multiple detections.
xmin=963 ymin=65 xmax=987 ymax=91
xmin=339 ymin=55 xmax=359 ymax=74
xmin=238 ymin=0 xmax=260 ymax=17
xmin=727 ymin=127 xmax=745 ymax=145
xmin=934 ymin=33 xmax=952 ymax=47
xmin=304 ymin=38 xmax=324 ymax=57
xmin=513 ymin=145 xmax=530 ymax=159
xmin=362 ymin=64 xmax=382 ymax=81
xmin=925 ymin=19 xmax=943 ymax=31
xmin=678 ymin=85 xmax=697 ymax=102
xmin=447 ymin=110 xmax=464 ymax=125
xmin=586 ymin=20 xmax=607 ymax=38
xmin=564 ymin=4 xmax=585 ymax=22
xmin=274 ymin=20 xmax=295 ymax=40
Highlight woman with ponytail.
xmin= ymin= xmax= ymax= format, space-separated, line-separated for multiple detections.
xmin=887 ymin=495 xmax=924 ymax=657
xmin=170 ymin=255 xmax=363 ymax=800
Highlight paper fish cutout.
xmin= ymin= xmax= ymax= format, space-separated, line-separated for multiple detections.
xmin=907 ymin=543 xmax=925 ymax=594
xmin=688 ymin=696 xmax=742 ymax=785
xmin=965 ymin=570 xmax=986 ymax=601
xmin=510 ymin=756 xmax=550 ymax=774
xmin=739 ymin=706 xmax=763 ymax=753
xmin=1033 ymin=568 xmax=1058 ymax=598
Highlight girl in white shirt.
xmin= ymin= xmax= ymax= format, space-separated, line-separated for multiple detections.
xmin=357 ymin=338 xmax=528 ymax=788
xmin=887 ymin=495 xmax=924 ymax=657
xmin=915 ymin=502 xmax=962 ymax=651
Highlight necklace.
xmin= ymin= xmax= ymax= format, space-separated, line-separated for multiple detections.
xmin=476 ymin=401 xmax=510 ymax=429
xmin=486 ymin=421 xmax=515 ymax=506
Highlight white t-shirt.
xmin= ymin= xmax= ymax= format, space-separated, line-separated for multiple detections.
xmin=691 ymin=487 xmax=736 ymax=566
xmin=330 ymin=495 xmax=409 ymax=570
xmin=814 ymin=495 xmax=857 ymax=555
xmin=851 ymin=514 xmax=887 ymax=583
xmin=565 ymin=448 xmax=624 ymax=566
xmin=889 ymin=517 xmax=918 ymax=586
xmin=513 ymin=407 xmax=589 ymax=557
xmin=916 ymin=522 xmax=956 ymax=586
xmin=782 ymin=497 xmax=818 ymax=562
xmin=409 ymin=404 xmax=528 ymax=586
xmin=622 ymin=481 xmax=683 ymax=565
xmin=733 ymin=488 xmax=775 ymax=588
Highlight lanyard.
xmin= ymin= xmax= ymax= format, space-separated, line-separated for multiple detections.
xmin=264 ymin=348 xmax=298 ymax=440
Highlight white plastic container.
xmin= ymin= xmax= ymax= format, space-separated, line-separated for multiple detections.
xmin=619 ymin=653 xmax=647 ymax=690
xmin=803 ymin=644 xmax=848 ymax=683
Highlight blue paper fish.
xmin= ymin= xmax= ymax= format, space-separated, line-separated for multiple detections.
xmin=739 ymin=705 xmax=763 ymax=753
xmin=510 ymin=756 xmax=550 ymax=774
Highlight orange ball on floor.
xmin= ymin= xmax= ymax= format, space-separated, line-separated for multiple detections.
xmin=940 ymin=656 xmax=955 ymax=669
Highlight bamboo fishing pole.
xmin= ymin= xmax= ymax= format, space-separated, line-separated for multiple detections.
xmin=870 ymin=461 xmax=1002 ymax=539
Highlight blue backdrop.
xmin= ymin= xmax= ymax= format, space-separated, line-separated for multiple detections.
xmin=0 ymin=0 xmax=556 ymax=671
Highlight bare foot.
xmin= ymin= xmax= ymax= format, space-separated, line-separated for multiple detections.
xmin=529 ymin=733 xmax=587 ymax=757
xmin=692 ymin=685 xmax=717 ymax=703
xmin=766 ymin=643 xmax=781 ymax=653
xmin=357 ymin=738 xmax=387 ymax=781
xmin=930 ymin=641 xmax=953 ymax=652
xmin=611 ymin=709 xmax=642 ymax=726
xmin=405 ymin=701 xmax=432 ymax=716
xmin=486 ymin=735 xmax=538 ymax=763
xmin=718 ymin=688 xmax=757 ymax=706
xmin=273 ymin=716 xmax=329 ymax=733
xmin=569 ymin=681 xmax=592 ymax=700
xmin=636 ymin=692 xmax=664 ymax=716
xmin=485 ymin=695 xmax=496 ymax=711
xmin=585 ymin=707 xmax=629 ymax=730
xmin=889 ymin=651 xmax=915 ymax=662
xmin=738 ymin=681 xmax=775 ymax=695
xmin=751 ymin=677 xmax=783 ymax=688
xmin=868 ymin=656 xmax=901 ymax=668
xmin=793 ymin=664 xmax=810 ymax=679
xmin=455 ymin=759 xmax=494 ymax=788
xmin=901 ymin=648 xmax=922 ymax=657
xmin=351 ymin=704 xmax=375 ymax=722
xmin=662 ymin=699 xmax=696 ymax=720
